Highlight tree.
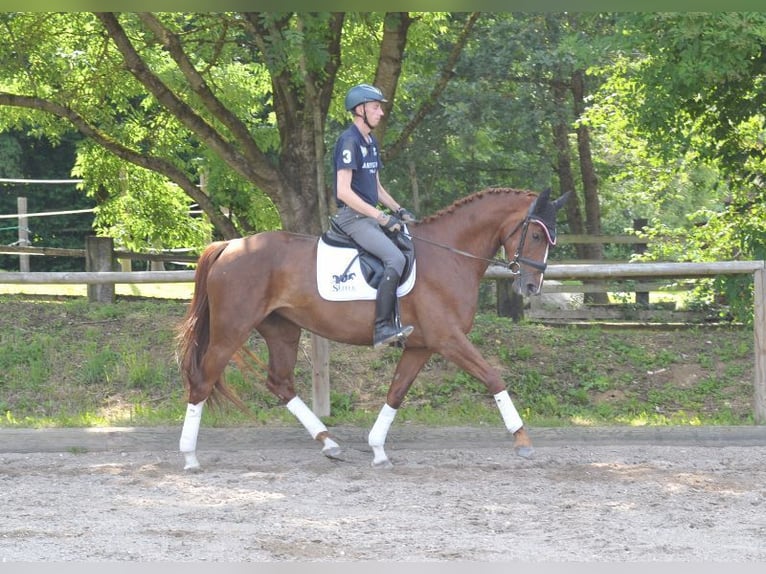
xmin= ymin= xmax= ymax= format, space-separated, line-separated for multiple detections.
xmin=601 ymin=13 xmax=766 ymax=235
xmin=584 ymin=12 xmax=766 ymax=320
xmin=0 ymin=12 xmax=478 ymax=249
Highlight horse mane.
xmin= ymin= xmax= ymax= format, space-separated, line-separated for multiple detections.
xmin=420 ymin=188 xmax=535 ymax=224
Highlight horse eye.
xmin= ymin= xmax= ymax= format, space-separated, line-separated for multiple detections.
xmin=532 ymin=231 xmax=542 ymax=241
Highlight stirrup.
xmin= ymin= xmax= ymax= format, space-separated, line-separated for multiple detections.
xmin=373 ymin=324 xmax=414 ymax=349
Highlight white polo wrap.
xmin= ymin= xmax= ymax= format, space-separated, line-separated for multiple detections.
xmin=368 ymin=403 xmax=398 ymax=447
xmin=179 ymin=400 xmax=205 ymax=453
xmin=286 ymin=396 xmax=328 ymax=439
xmin=494 ymin=390 xmax=523 ymax=434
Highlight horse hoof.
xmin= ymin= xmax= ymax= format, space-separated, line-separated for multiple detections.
xmin=515 ymin=445 xmax=535 ymax=459
xmin=183 ymin=452 xmax=201 ymax=471
xmin=371 ymin=458 xmax=393 ymax=469
xmin=322 ymin=445 xmax=343 ymax=460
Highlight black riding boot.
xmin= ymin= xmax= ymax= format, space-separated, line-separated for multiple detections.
xmin=373 ymin=267 xmax=414 ymax=349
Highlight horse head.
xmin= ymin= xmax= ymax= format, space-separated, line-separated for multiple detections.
xmin=505 ymin=188 xmax=571 ymax=296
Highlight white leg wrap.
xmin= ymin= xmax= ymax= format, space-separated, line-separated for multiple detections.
xmin=286 ymin=396 xmax=328 ymax=439
xmin=180 ymin=401 xmax=205 ymax=470
xmin=180 ymin=401 xmax=205 ymax=453
xmin=494 ymin=390 xmax=524 ymax=434
xmin=368 ymin=403 xmax=397 ymax=447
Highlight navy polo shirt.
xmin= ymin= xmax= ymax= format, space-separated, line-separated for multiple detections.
xmin=333 ymin=124 xmax=383 ymax=208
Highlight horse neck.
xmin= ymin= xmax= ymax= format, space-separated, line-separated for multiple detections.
xmin=421 ymin=196 xmax=526 ymax=264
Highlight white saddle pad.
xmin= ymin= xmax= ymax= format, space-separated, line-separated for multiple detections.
xmin=316 ymin=238 xmax=416 ymax=301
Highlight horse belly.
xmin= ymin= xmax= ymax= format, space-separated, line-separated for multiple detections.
xmin=275 ymin=301 xmax=375 ymax=346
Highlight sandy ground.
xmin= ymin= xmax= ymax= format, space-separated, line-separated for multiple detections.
xmin=1 ymin=425 xmax=766 ymax=562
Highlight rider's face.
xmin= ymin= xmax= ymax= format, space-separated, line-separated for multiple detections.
xmin=362 ymin=101 xmax=385 ymax=126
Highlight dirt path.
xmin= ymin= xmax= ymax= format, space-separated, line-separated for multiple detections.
xmin=2 ymin=425 xmax=765 ymax=562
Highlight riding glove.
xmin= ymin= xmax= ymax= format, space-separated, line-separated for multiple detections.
xmin=396 ymin=207 xmax=417 ymax=223
xmin=381 ymin=214 xmax=403 ymax=233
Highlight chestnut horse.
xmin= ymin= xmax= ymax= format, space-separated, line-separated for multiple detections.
xmin=177 ymin=187 xmax=569 ymax=470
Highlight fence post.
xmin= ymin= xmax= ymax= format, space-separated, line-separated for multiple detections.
xmin=17 ymin=197 xmax=30 ymax=272
xmin=85 ymin=236 xmax=115 ymax=303
xmin=311 ymin=334 xmax=331 ymax=416
xmin=633 ymin=218 xmax=649 ymax=306
xmin=754 ymin=267 xmax=766 ymax=424
xmin=496 ymin=279 xmax=524 ymax=322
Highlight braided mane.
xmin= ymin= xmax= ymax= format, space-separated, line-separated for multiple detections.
xmin=420 ymin=188 xmax=535 ymax=224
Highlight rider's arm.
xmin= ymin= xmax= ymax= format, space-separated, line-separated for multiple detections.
xmin=336 ymin=169 xmax=390 ymax=223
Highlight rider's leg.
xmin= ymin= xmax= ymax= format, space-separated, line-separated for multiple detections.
xmin=373 ymin=266 xmax=414 ymax=348
xmin=332 ymin=208 xmax=413 ymax=347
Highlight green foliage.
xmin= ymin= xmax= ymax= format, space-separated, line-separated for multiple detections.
xmin=73 ymin=146 xmax=213 ymax=253
xmin=81 ymin=345 xmax=120 ymax=385
xmin=383 ymin=13 xmax=559 ymax=212
xmin=329 ymin=391 xmax=357 ymax=416
xmin=0 ymin=133 xmax=22 ymax=175
xmin=584 ymin=13 xmax=766 ymax=321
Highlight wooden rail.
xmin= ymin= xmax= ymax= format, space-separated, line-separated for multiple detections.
xmin=0 ymin=245 xmax=198 ymax=263
xmin=0 ymin=270 xmax=195 ymax=284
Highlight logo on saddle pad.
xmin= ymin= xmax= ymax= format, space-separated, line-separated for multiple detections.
xmin=316 ymin=234 xmax=416 ymax=302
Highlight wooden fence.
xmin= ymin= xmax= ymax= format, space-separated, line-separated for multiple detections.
xmin=1 ymin=260 xmax=765 ymax=425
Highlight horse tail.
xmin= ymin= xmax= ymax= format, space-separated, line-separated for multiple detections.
xmin=176 ymin=240 xmax=246 ymax=409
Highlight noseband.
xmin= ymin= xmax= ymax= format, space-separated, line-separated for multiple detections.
xmin=501 ymin=216 xmax=555 ymax=275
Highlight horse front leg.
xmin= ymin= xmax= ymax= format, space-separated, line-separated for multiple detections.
xmin=369 ymin=347 xmax=432 ymax=468
xmin=440 ymin=334 xmax=534 ymax=458
xmin=494 ymin=389 xmax=534 ymax=458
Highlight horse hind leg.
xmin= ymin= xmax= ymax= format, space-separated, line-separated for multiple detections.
xmin=180 ymin=401 xmax=205 ymax=471
xmin=286 ymin=396 xmax=342 ymax=459
xmin=180 ymin=332 xmax=252 ymax=471
xmin=258 ymin=315 xmax=342 ymax=460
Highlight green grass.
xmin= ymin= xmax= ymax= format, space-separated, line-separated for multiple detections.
xmin=0 ymin=292 xmax=757 ymax=429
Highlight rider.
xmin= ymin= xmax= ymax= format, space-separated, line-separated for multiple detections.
xmin=332 ymin=83 xmax=416 ymax=349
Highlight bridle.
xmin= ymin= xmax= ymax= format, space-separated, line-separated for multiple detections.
xmin=500 ymin=215 xmax=555 ymax=274
xmin=403 ymin=213 xmax=555 ymax=277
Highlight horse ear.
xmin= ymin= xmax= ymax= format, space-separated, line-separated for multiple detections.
xmin=553 ymin=191 xmax=572 ymax=211
xmin=528 ymin=188 xmax=551 ymax=216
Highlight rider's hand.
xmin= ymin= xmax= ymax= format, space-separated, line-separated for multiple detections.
xmin=396 ymin=207 xmax=416 ymax=223
xmin=381 ymin=214 xmax=403 ymax=233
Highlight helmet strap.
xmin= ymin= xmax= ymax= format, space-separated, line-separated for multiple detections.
xmin=354 ymin=103 xmax=375 ymax=132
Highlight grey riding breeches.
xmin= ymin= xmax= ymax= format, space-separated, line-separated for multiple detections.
xmin=332 ymin=206 xmax=406 ymax=276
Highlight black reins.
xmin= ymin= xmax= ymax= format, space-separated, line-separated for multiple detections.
xmin=403 ymin=215 xmax=552 ymax=276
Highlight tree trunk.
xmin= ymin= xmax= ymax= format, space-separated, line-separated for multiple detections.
xmin=373 ymin=12 xmax=413 ymax=146
xmin=571 ymin=69 xmax=608 ymax=304
xmin=551 ymin=80 xmax=584 ymax=244
xmin=571 ymin=69 xmax=603 ymax=259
